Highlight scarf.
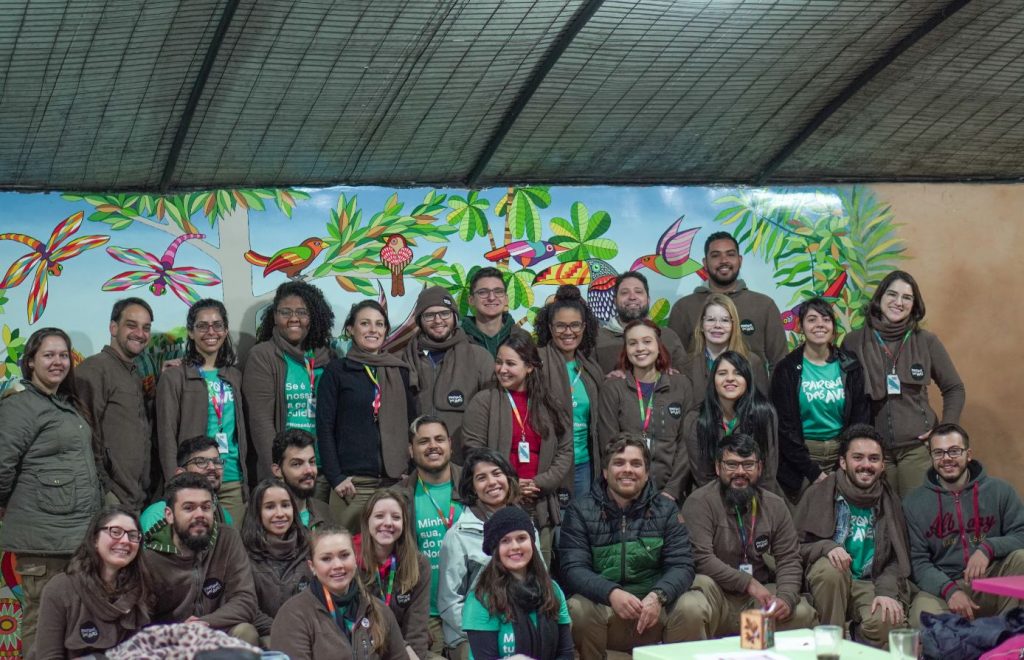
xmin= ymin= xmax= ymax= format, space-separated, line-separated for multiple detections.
xmin=70 ymin=571 xmax=149 ymax=631
xmin=509 ymin=575 xmax=557 ymax=660
xmin=403 ymin=327 xmax=470 ymax=391
xmin=794 ymin=471 xmax=911 ymax=579
xmin=345 ymin=345 xmax=411 ymax=477
xmin=847 ymin=315 xmax=931 ymax=400
xmin=262 ymin=527 xmax=304 ymax=563
xmin=271 ymin=326 xmax=333 ymax=365
xmin=538 ymin=343 xmax=603 ymax=413
xmin=312 ymin=576 xmax=362 ymax=638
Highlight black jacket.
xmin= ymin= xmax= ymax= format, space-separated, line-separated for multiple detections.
xmin=769 ymin=344 xmax=870 ymax=493
xmin=558 ymin=478 xmax=694 ymax=605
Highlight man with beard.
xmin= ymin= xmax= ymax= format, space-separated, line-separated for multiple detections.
xmin=560 ymin=433 xmax=695 ymax=657
xmin=668 ymin=232 xmax=786 ymax=371
xmin=460 ymin=267 xmax=531 ymax=358
xmin=77 ymin=297 xmax=156 ymax=510
xmin=794 ymin=424 xmax=911 ymax=647
xmin=678 ymin=433 xmax=817 ymax=638
xmin=904 ymin=423 xmax=1024 ymax=623
xmin=402 ymin=286 xmax=494 ymax=458
xmin=144 ymin=472 xmax=259 ymax=644
xmin=401 ymin=415 xmax=463 ymax=659
xmin=595 ymin=271 xmax=687 ymax=374
xmin=270 ymin=428 xmax=331 ymax=529
xmin=139 ymin=436 xmax=234 ymax=533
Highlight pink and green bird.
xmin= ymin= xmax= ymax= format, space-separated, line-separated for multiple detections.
xmin=103 ymin=233 xmax=221 ymax=305
xmin=630 ymin=215 xmax=703 ymax=279
xmin=380 ymin=233 xmax=414 ymax=297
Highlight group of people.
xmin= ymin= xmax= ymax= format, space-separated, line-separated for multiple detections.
xmin=0 ymin=230 xmax=1019 ymax=660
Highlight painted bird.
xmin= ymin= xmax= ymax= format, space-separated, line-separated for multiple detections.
xmin=380 ymin=233 xmax=414 ymax=297
xmin=244 ymin=237 xmax=326 ymax=279
xmin=630 ymin=216 xmax=703 ymax=279
xmin=780 ymin=270 xmax=849 ymax=331
xmin=533 ymin=258 xmax=619 ymax=321
xmin=484 ymin=240 xmax=564 ymax=268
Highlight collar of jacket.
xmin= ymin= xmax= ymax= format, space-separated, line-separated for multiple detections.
xmin=593 ymin=477 xmax=658 ymax=517
xmin=145 ymin=516 xmax=220 ymax=557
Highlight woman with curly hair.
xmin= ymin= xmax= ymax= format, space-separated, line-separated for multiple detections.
xmin=243 ymin=281 xmax=336 ymax=497
xmin=534 ymin=285 xmax=605 ymax=496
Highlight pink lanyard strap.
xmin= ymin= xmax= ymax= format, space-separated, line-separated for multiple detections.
xmin=634 ymin=377 xmax=655 ymax=433
xmin=364 ymin=365 xmax=382 ymax=418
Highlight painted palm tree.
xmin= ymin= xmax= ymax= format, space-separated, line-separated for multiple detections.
xmin=0 ymin=211 xmax=110 ymax=323
xmin=102 ymin=233 xmax=221 ymax=305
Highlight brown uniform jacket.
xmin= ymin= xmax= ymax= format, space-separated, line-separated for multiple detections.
xmin=270 ymin=587 xmax=407 ymax=660
xmin=249 ymin=546 xmax=312 ymax=637
xmin=681 ymin=481 xmax=804 ymax=609
xmin=461 ymin=388 xmax=572 ymax=529
xmin=594 ymin=324 xmax=688 ymax=374
xmin=76 ymin=346 xmax=153 ymax=510
xmin=539 ymin=343 xmax=604 ymax=485
xmin=366 ymin=553 xmax=432 ymax=659
xmin=597 ymin=373 xmax=693 ymax=500
xmin=155 ymin=363 xmax=249 ymax=491
xmin=306 ymin=496 xmax=331 ymax=530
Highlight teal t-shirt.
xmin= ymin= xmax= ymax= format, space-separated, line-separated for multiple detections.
xmin=283 ymin=352 xmax=324 ymax=461
xmin=139 ymin=499 xmax=233 ymax=533
xmin=202 ymin=370 xmax=241 ymax=483
xmin=845 ymin=502 xmax=876 ymax=580
xmin=567 ymin=362 xmax=591 ymax=466
xmin=463 ymin=581 xmax=570 ymax=659
xmin=798 ymin=358 xmax=845 ymax=440
xmin=414 ymin=479 xmax=464 ymax=616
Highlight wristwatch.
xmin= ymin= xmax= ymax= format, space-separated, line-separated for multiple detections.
xmin=651 ymin=588 xmax=668 ymax=605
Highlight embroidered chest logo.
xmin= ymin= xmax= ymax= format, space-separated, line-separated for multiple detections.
xmin=202 ymin=577 xmax=224 ymax=599
xmin=447 ymin=390 xmax=465 ymax=407
xmin=740 ymin=320 xmax=755 ymax=335
xmin=667 ymin=403 xmax=683 ymax=419
xmin=910 ymin=364 xmax=925 ymax=380
xmin=80 ymin=622 xmax=100 ymax=644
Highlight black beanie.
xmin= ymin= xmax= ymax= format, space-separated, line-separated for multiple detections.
xmin=414 ymin=286 xmax=457 ymax=321
xmin=482 ymin=506 xmax=535 ymax=557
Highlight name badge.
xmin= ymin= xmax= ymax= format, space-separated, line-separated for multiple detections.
xmin=739 ymin=563 xmax=754 ymax=576
xmin=215 ymin=432 xmax=229 ymax=454
xmin=307 ymin=395 xmax=317 ymax=419
xmin=886 ymin=374 xmax=901 ymax=395
xmin=518 ymin=441 xmax=531 ymax=463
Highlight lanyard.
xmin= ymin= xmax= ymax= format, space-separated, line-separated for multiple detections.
xmin=873 ymin=330 xmax=912 ymax=374
xmin=303 ymin=352 xmax=317 ymax=392
xmin=569 ymin=365 xmax=583 ymax=391
xmin=419 ymin=476 xmax=455 ymax=529
xmin=504 ymin=390 xmax=529 ymax=444
xmin=721 ymin=417 xmax=736 ymax=434
xmin=363 ymin=365 xmax=382 ymax=418
xmin=734 ymin=497 xmax=759 ymax=562
xmin=634 ymin=377 xmax=656 ymax=434
xmin=377 ymin=555 xmax=397 ymax=606
xmin=323 ymin=583 xmax=340 ymax=625
xmin=206 ymin=374 xmax=225 ymax=431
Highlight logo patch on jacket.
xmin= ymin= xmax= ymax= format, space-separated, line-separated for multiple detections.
xmin=910 ymin=364 xmax=925 ymax=380
xmin=202 ymin=577 xmax=224 ymax=599
xmin=667 ymin=403 xmax=683 ymax=419
xmin=447 ymin=390 xmax=465 ymax=407
xmin=754 ymin=534 xmax=770 ymax=554
xmin=740 ymin=320 xmax=755 ymax=335
xmin=396 ymin=593 xmax=412 ymax=605
xmin=80 ymin=622 xmax=100 ymax=644
xmin=297 ymin=577 xmax=310 ymax=592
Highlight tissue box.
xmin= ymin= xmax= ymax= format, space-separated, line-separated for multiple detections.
xmin=740 ymin=609 xmax=775 ymax=649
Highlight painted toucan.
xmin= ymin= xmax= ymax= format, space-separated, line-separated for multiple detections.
xmin=244 ymin=237 xmax=327 ymax=279
xmin=484 ymin=240 xmax=565 ymax=268
xmin=630 ymin=216 xmax=703 ymax=279
xmin=533 ymin=258 xmax=619 ymax=321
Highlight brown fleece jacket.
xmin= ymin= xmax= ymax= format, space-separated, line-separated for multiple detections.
xmin=461 ymin=388 xmax=573 ymax=529
xmin=249 ymin=544 xmax=312 ymax=637
xmin=680 ymin=350 xmax=770 ymax=403
xmin=366 ymin=553 xmax=432 ymax=659
xmin=597 ymin=373 xmax=694 ymax=500
xmin=539 ymin=343 xmax=604 ymax=485
xmin=668 ymin=281 xmax=787 ymax=370
xmin=594 ymin=324 xmax=688 ymax=374
xmin=156 ymin=363 xmax=249 ymax=490
xmin=683 ymin=408 xmax=781 ymax=496
xmin=681 ymin=481 xmax=803 ymax=609
xmin=76 ymin=346 xmax=153 ymax=511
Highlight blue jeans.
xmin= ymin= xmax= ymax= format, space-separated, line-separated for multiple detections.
xmin=574 ymin=461 xmax=592 ymax=496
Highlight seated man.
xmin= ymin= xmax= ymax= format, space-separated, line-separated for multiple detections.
xmin=144 ymin=472 xmax=259 ymax=645
xmin=270 ymin=428 xmax=331 ymax=529
xmin=560 ymin=433 xmax=695 ymax=658
xmin=794 ymin=424 xmax=910 ymax=647
xmin=140 ymin=436 xmax=232 ymax=533
xmin=905 ymin=423 xmax=1024 ymax=623
xmin=678 ymin=433 xmax=817 ymax=638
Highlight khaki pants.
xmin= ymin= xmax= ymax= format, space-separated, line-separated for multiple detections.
xmin=228 ymin=622 xmax=260 ymax=646
xmin=568 ymin=592 xmax=693 ymax=657
xmin=675 ymin=574 xmax=818 ymax=639
xmin=787 ymin=439 xmax=841 ymax=510
xmin=313 ymin=473 xmax=332 ymax=503
xmin=807 ymin=556 xmax=903 ymax=648
xmin=885 ymin=443 xmax=931 ymax=498
xmin=424 ymin=615 xmax=446 ymax=659
xmin=16 ymin=554 xmax=70 ymax=657
xmin=329 ymin=476 xmax=396 ymax=534
xmin=219 ymin=479 xmax=246 ymax=528
xmin=447 ymin=641 xmax=469 ymax=660
xmin=909 ymin=549 xmax=1024 ymax=625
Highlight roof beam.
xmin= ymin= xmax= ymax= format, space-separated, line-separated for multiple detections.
xmin=464 ymin=0 xmax=606 ymax=187
xmin=159 ymin=0 xmax=241 ymax=192
xmin=754 ymin=0 xmax=975 ymax=184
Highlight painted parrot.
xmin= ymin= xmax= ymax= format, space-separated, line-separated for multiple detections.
xmin=380 ymin=233 xmax=414 ymax=297
xmin=244 ymin=237 xmax=326 ymax=279
xmin=630 ymin=215 xmax=703 ymax=279
xmin=533 ymin=258 xmax=618 ymax=321
xmin=780 ymin=270 xmax=849 ymax=331
xmin=484 ymin=240 xmax=565 ymax=268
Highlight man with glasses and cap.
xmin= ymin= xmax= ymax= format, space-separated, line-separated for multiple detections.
xmin=139 ymin=436 xmax=234 ymax=533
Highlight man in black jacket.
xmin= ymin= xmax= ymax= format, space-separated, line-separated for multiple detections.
xmin=560 ymin=433 xmax=696 ymax=657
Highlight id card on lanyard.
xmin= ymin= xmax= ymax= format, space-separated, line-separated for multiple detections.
xmin=505 ymin=390 xmax=530 ymax=464
xmin=207 ymin=376 xmax=229 ymax=454
xmin=304 ymin=352 xmax=317 ymax=419
xmin=874 ymin=330 xmax=911 ymax=395
xmin=634 ymin=377 xmax=656 ymax=447
xmin=736 ymin=497 xmax=758 ymax=575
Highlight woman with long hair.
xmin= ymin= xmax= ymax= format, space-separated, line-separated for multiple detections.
xmin=461 ymin=335 xmax=571 ymax=565
xmin=0 ymin=327 xmax=102 ymax=655
xmin=33 ymin=506 xmax=151 ymax=658
xmin=597 ymin=319 xmax=694 ymax=501
xmin=684 ymin=350 xmax=780 ymax=494
xmin=534 ymin=285 xmax=604 ymax=496
xmin=271 ymin=526 xmax=407 ymax=660
xmin=243 ymin=281 xmax=336 ymax=495
xmin=770 ymin=297 xmax=871 ymax=500
xmin=842 ymin=271 xmax=965 ymax=496
xmin=463 ymin=506 xmax=572 ymax=660
xmin=157 ymin=298 xmax=248 ymax=524
xmin=241 ymin=478 xmax=311 ymax=642
xmin=317 ymin=300 xmax=416 ymax=533
xmin=681 ymin=293 xmax=768 ymax=396
xmin=358 ymin=488 xmax=431 ymax=659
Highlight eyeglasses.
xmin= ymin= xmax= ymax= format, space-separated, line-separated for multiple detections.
xmin=276 ymin=308 xmax=310 ymax=319
xmin=193 ymin=322 xmax=226 ymax=333
xmin=703 ymin=316 xmax=732 ymax=326
xmin=185 ymin=456 xmax=226 ymax=469
xmin=422 ymin=310 xmax=453 ymax=322
xmin=721 ymin=460 xmax=759 ymax=472
xmin=472 ymin=287 xmax=506 ymax=299
xmin=553 ymin=321 xmax=584 ymax=333
xmin=101 ymin=526 xmax=142 ymax=543
xmin=930 ymin=447 xmax=966 ymax=460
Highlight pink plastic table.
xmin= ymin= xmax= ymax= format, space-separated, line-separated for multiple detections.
xmin=971 ymin=576 xmax=1024 ymax=600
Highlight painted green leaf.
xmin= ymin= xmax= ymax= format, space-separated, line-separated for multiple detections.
xmin=649 ymin=298 xmax=670 ymax=326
